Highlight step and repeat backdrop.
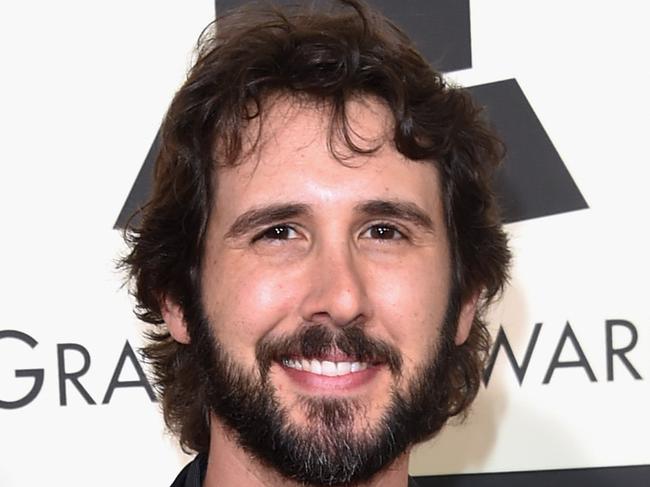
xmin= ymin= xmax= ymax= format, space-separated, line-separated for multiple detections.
xmin=1 ymin=1 xmax=648 ymax=486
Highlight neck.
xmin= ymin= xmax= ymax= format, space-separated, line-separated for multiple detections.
xmin=203 ymin=415 xmax=411 ymax=487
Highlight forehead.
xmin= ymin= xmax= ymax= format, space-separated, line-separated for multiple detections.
xmin=212 ymin=95 xmax=443 ymax=219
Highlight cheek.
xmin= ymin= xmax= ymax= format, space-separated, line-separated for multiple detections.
xmin=369 ymin=258 xmax=451 ymax=358
xmin=202 ymin=258 xmax=302 ymax=360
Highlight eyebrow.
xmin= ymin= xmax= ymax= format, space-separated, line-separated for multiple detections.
xmin=225 ymin=203 xmax=311 ymax=239
xmin=355 ymin=199 xmax=435 ymax=232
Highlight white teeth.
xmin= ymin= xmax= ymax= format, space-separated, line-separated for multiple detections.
xmin=310 ymin=359 xmax=322 ymax=375
xmin=321 ymin=361 xmax=337 ymax=376
xmin=283 ymin=359 xmax=368 ymax=376
xmin=350 ymin=362 xmax=367 ymax=372
xmin=336 ymin=362 xmax=351 ymax=375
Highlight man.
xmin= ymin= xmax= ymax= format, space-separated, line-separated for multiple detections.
xmin=122 ymin=1 xmax=510 ymax=486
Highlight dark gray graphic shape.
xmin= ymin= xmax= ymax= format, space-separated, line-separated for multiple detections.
xmin=114 ymin=0 xmax=586 ymax=228
xmin=415 ymin=464 xmax=650 ymax=487
xmin=115 ymin=131 xmax=160 ymax=230
xmin=469 ymin=79 xmax=587 ymax=223
xmin=215 ymin=0 xmax=471 ymax=73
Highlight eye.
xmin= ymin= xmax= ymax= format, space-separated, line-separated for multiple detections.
xmin=253 ymin=224 xmax=299 ymax=242
xmin=361 ymin=223 xmax=405 ymax=241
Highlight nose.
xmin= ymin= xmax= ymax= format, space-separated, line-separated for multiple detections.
xmin=298 ymin=241 xmax=372 ymax=328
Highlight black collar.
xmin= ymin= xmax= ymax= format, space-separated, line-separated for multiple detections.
xmin=169 ymin=453 xmax=206 ymax=487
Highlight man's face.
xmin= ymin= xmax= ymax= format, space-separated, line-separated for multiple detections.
xmin=170 ymin=96 xmax=474 ymax=484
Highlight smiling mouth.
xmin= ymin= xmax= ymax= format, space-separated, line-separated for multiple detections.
xmin=276 ymin=351 xmax=388 ymax=393
xmin=282 ymin=358 xmax=369 ymax=376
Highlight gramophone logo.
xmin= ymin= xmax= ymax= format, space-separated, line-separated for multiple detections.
xmin=115 ymin=0 xmax=587 ymax=229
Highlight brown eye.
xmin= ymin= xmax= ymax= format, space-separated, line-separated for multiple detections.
xmin=255 ymin=225 xmax=297 ymax=241
xmin=364 ymin=224 xmax=404 ymax=240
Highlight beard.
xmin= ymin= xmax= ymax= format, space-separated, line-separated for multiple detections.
xmin=187 ymin=298 xmax=459 ymax=487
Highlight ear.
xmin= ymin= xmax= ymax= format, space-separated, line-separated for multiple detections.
xmin=160 ymin=295 xmax=191 ymax=344
xmin=454 ymin=291 xmax=480 ymax=345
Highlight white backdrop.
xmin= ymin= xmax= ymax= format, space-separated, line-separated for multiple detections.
xmin=1 ymin=1 xmax=649 ymax=486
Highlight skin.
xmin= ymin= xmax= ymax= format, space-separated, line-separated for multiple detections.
xmin=163 ymin=96 xmax=477 ymax=487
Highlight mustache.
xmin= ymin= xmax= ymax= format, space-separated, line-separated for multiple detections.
xmin=256 ymin=324 xmax=403 ymax=376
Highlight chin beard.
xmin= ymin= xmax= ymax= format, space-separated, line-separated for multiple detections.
xmin=189 ymin=303 xmax=457 ymax=486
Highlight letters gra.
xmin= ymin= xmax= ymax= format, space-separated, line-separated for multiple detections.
xmin=0 ymin=330 xmax=156 ymax=409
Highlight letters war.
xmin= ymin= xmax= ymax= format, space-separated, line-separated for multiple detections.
xmin=483 ymin=319 xmax=643 ymax=386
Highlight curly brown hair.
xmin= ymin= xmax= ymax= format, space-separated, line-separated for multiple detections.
xmin=121 ymin=0 xmax=510 ymax=453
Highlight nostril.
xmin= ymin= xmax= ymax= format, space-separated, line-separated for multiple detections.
xmin=309 ymin=311 xmax=334 ymax=326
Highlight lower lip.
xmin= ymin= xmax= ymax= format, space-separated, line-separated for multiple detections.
xmin=279 ymin=363 xmax=382 ymax=393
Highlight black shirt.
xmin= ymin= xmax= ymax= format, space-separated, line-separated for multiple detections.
xmin=170 ymin=454 xmax=421 ymax=487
